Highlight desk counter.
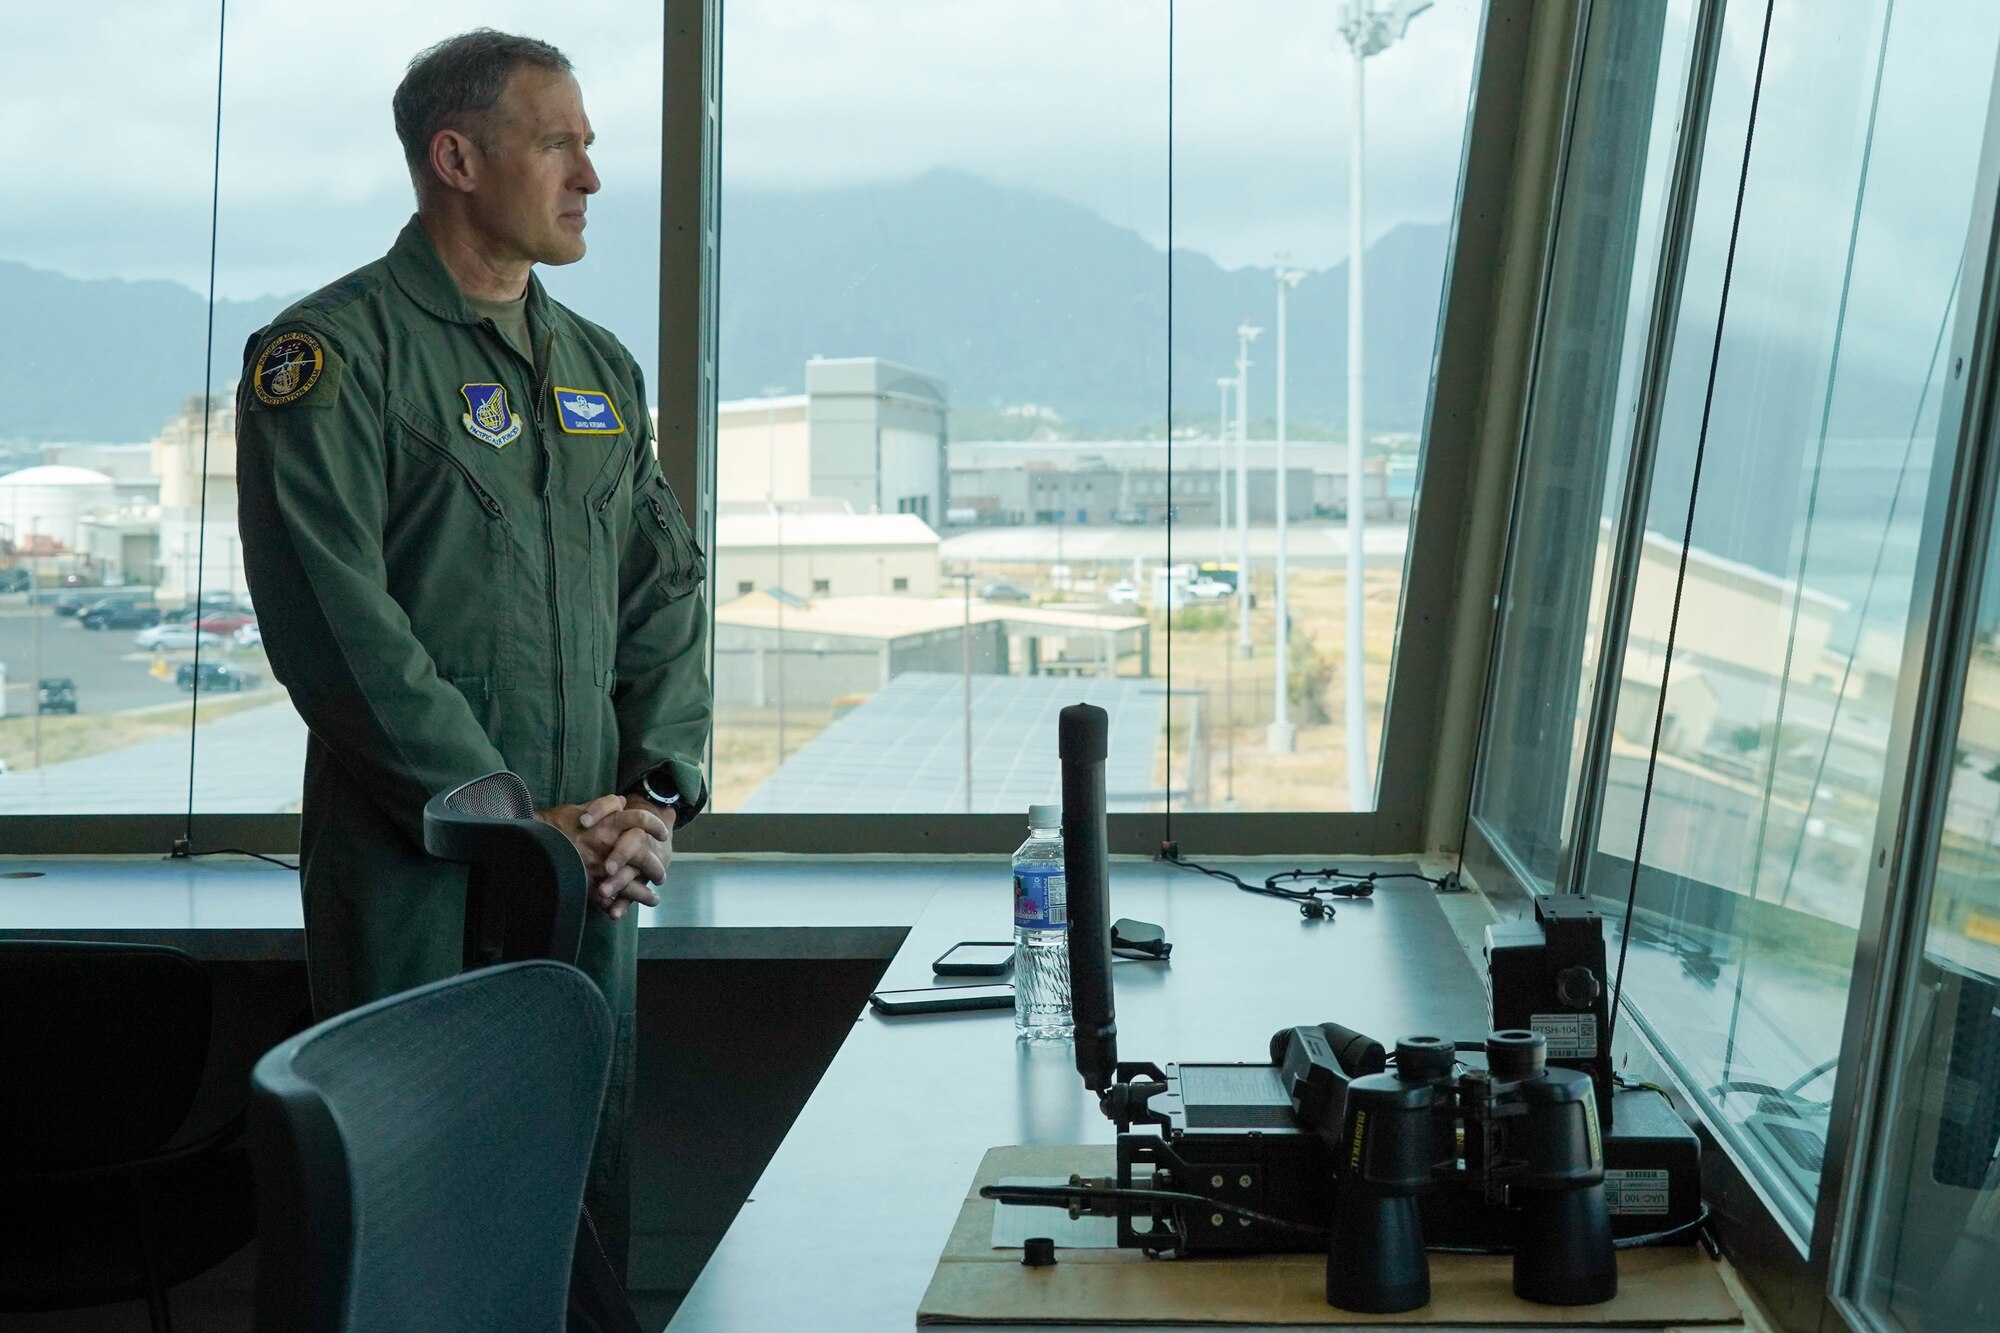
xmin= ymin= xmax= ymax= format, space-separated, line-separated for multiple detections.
xmin=665 ymin=861 xmax=1495 ymax=1332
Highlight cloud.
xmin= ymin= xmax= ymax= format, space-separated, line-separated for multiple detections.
xmin=1 ymin=0 xmax=1478 ymax=297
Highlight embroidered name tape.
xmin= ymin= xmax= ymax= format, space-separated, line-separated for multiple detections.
xmin=553 ymin=387 xmax=624 ymax=435
xmin=460 ymin=383 xmax=522 ymax=449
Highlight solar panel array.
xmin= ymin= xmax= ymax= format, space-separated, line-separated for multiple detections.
xmin=738 ymin=671 xmax=1165 ymax=814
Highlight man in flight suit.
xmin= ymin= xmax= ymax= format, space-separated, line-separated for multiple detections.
xmin=235 ymin=30 xmax=710 ymax=1269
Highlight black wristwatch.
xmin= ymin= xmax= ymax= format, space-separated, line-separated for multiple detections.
xmin=631 ymin=767 xmax=680 ymax=809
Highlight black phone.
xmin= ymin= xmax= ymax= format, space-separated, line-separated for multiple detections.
xmin=932 ymin=941 xmax=1016 ymax=976
xmin=868 ymin=983 xmax=1015 ymax=1015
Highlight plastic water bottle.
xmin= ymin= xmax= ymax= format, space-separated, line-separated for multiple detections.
xmin=1013 ymin=803 xmax=1073 ymax=1039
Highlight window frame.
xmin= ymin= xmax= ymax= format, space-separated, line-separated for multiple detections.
xmin=0 ymin=0 xmax=1570 ymax=860
xmin=1822 ymin=26 xmax=2000 ymax=1332
xmin=677 ymin=0 xmax=1582 ymax=854
xmin=1461 ymin=2 xmax=2000 ymax=1329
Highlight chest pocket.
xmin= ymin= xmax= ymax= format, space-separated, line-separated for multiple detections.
xmin=383 ymin=393 xmax=517 ymax=691
xmin=636 ymin=477 xmax=706 ymax=600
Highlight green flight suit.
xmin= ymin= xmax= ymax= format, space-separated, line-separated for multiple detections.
xmin=234 ymin=217 xmax=711 ymax=1266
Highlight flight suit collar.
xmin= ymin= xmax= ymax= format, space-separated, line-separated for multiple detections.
xmin=385 ymin=215 xmax=576 ymax=343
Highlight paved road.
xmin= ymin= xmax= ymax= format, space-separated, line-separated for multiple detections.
xmin=0 ymin=699 xmax=307 ymax=814
xmin=0 ymin=601 xmax=264 ymax=715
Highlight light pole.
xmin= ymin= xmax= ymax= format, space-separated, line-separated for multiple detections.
xmin=1216 ymin=376 xmax=1234 ymax=564
xmin=30 ymin=513 xmax=42 ymax=772
xmin=1233 ymin=321 xmax=1260 ymax=659
xmin=1269 ymin=266 xmax=1305 ymax=753
xmin=763 ymin=386 xmax=788 ymax=769
xmin=1336 ymin=0 xmax=1429 ymax=803
xmin=953 ymin=567 xmax=975 ymax=812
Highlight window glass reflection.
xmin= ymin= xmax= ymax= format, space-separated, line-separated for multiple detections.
xmin=1590 ymin=0 xmax=2000 ymax=1237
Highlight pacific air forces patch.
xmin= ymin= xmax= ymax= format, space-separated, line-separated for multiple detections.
xmin=460 ymin=383 xmax=523 ymax=449
xmin=252 ymin=331 xmax=327 ymax=407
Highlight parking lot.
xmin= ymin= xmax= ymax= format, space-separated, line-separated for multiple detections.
xmin=0 ymin=596 xmax=267 ymax=716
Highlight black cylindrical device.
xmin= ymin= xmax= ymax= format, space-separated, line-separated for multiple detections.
xmin=1060 ymin=703 xmax=1117 ymax=1092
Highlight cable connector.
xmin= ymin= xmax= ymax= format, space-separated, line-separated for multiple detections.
xmin=1158 ymin=839 xmax=1179 ymax=862
xmin=1298 ymin=899 xmax=1334 ymax=921
xmin=1436 ymin=870 xmax=1465 ymax=894
xmin=169 ymin=838 xmax=192 ymax=860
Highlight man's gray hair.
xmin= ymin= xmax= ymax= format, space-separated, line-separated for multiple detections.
xmin=393 ymin=29 xmax=572 ymax=183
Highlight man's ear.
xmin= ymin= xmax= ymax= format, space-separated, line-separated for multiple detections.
xmin=427 ymin=127 xmax=482 ymax=196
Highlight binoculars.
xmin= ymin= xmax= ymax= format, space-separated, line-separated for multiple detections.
xmin=1326 ymin=1029 xmax=1616 ymax=1313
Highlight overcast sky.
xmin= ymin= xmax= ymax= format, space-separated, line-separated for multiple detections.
xmin=1 ymin=0 xmax=1479 ymax=300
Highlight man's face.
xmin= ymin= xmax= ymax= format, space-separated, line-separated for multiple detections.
xmin=462 ymin=66 xmax=599 ymax=267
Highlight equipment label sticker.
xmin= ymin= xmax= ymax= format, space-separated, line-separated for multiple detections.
xmin=1531 ymin=1012 xmax=1600 ymax=1058
xmin=1014 ymin=869 xmax=1067 ymax=930
xmin=1605 ymin=1169 xmax=1671 ymax=1215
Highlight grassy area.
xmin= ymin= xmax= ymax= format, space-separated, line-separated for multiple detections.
xmin=0 ymin=690 xmax=284 ymax=773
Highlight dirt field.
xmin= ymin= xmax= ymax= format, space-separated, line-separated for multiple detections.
xmin=708 ymin=554 xmax=1405 ymax=813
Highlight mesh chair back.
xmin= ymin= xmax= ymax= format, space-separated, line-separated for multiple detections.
xmin=0 ymin=941 xmax=208 ymax=1173
xmin=250 ymin=961 xmax=612 ymax=1333
xmin=444 ymin=770 xmax=534 ymax=821
xmin=423 ymin=770 xmax=587 ymax=967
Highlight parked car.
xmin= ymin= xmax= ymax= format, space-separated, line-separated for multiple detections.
xmin=193 ymin=611 xmax=256 ymax=634
xmin=1108 ymin=580 xmax=1139 ymax=605
xmin=979 ymin=581 xmax=1033 ymax=604
xmin=166 ymin=595 xmax=250 ymax=624
xmin=81 ymin=603 xmax=161 ymax=630
xmin=232 ymin=622 xmax=262 ymax=649
xmin=37 ymin=678 xmax=76 ymax=715
xmin=0 ymin=569 xmax=30 ymax=593
xmin=135 ymin=624 xmax=221 ymax=651
xmin=1187 ymin=578 xmax=1232 ymax=600
xmin=177 ymin=661 xmax=260 ymax=694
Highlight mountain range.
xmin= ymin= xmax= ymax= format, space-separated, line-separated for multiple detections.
xmin=0 ymin=169 xmax=1447 ymax=446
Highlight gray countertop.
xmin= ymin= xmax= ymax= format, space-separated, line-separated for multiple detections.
xmin=0 ymin=853 xmax=969 ymax=961
xmin=664 ymin=860 xmax=1501 ymax=1332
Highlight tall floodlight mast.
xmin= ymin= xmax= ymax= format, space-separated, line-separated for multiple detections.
xmin=1335 ymin=0 xmax=1429 ymax=804
xmin=1269 ymin=266 xmax=1305 ymax=753
xmin=1233 ymin=322 xmax=1261 ymax=660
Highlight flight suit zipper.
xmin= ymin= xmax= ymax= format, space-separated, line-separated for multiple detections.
xmin=533 ymin=327 xmax=567 ymax=797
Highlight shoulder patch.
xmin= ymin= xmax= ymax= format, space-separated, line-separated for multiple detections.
xmin=250 ymin=330 xmax=340 ymax=409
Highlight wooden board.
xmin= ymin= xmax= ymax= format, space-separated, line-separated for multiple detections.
xmin=917 ymin=1146 xmax=1745 ymax=1327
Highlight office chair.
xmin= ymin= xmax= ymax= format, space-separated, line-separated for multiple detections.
xmin=0 ymin=940 xmax=256 ymax=1331
xmin=424 ymin=769 xmax=588 ymax=969
xmin=250 ymin=959 xmax=613 ymax=1332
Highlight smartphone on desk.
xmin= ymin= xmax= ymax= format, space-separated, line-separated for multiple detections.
xmin=868 ymin=982 xmax=1015 ymax=1016
xmin=933 ymin=941 xmax=1015 ymax=977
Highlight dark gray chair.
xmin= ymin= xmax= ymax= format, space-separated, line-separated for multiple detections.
xmin=424 ymin=769 xmax=588 ymax=970
xmin=249 ymin=959 xmax=613 ymax=1331
xmin=0 ymin=940 xmax=255 ymax=1330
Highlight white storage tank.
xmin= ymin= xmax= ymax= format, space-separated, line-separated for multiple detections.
xmin=0 ymin=465 xmax=119 ymax=551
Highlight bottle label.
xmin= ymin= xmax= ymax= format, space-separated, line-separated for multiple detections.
xmin=1014 ymin=868 xmax=1068 ymax=930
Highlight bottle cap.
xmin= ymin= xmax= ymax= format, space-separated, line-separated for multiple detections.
xmin=1029 ymin=803 xmax=1061 ymax=829
xmin=1022 ymin=1237 xmax=1058 ymax=1267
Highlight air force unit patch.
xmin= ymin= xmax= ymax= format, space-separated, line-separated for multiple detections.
xmin=553 ymin=387 xmax=624 ymax=435
xmin=460 ymin=383 xmax=522 ymax=449
xmin=252 ymin=331 xmax=326 ymax=406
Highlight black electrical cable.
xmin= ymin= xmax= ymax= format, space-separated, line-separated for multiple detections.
xmin=980 ymin=1184 xmax=1328 ymax=1240
xmin=985 ymin=1185 xmax=1712 ymax=1255
xmin=183 ymin=847 xmax=299 ymax=872
xmin=1609 ymin=0 xmax=1779 ymax=1048
xmin=1160 ymin=847 xmax=1443 ymax=910
xmin=182 ymin=0 xmax=228 ymax=850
